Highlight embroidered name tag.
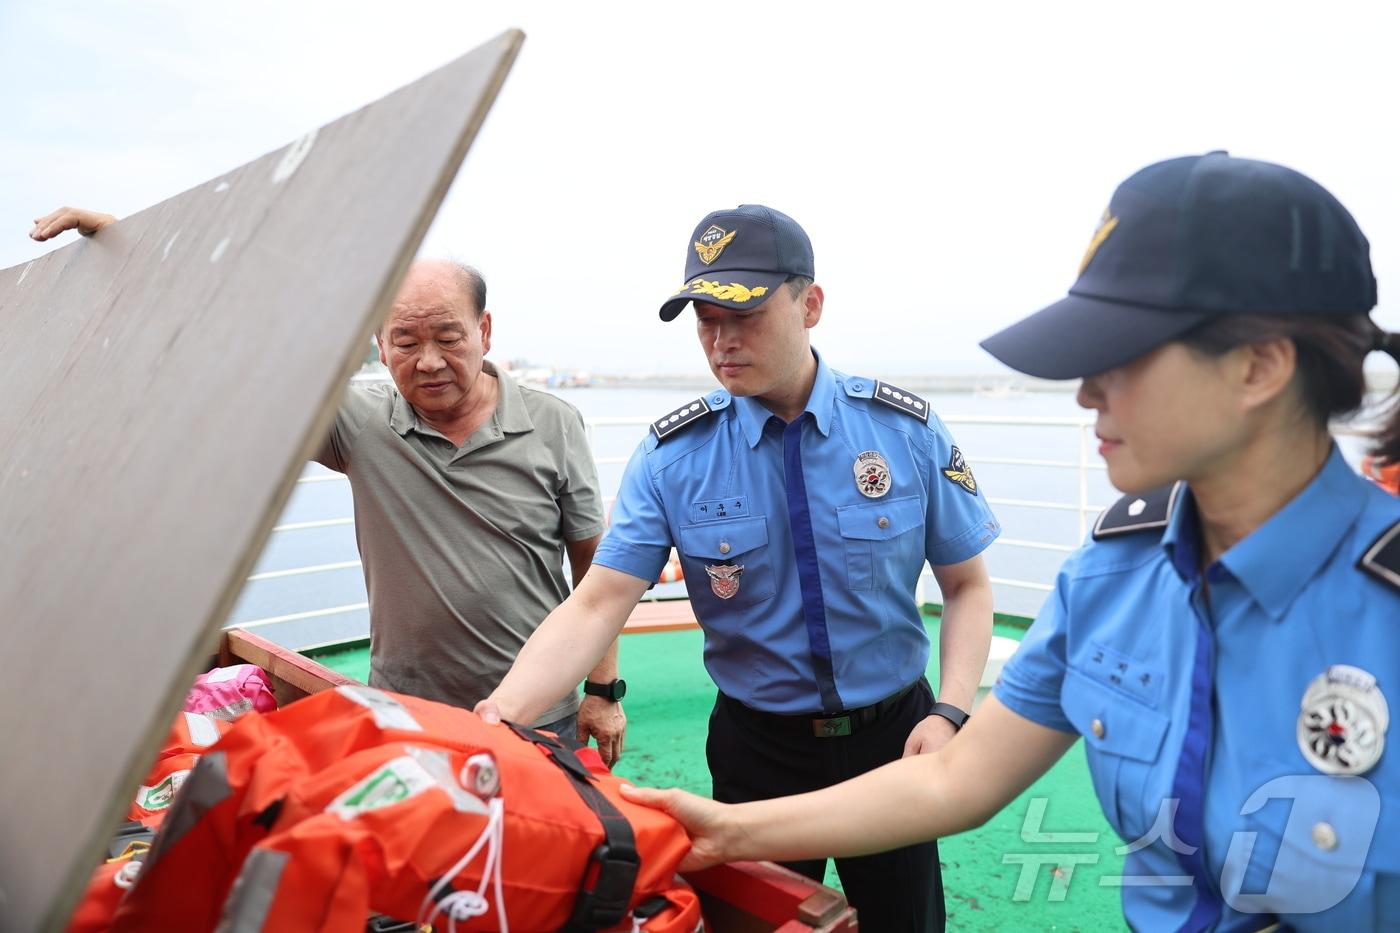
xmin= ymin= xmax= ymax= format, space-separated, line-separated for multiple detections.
xmin=691 ymin=497 xmax=748 ymax=524
xmin=1084 ymin=641 xmax=1162 ymax=707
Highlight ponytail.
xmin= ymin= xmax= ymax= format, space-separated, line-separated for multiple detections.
xmin=1372 ymin=330 xmax=1400 ymax=465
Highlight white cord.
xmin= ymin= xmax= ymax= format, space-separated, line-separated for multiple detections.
xmin=418 ymin=796 xmax=508 ymax=933
xmin=112 ymin=859 xmax=143 ymax=890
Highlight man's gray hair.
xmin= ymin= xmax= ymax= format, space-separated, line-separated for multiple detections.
xmin=446 ymin=259 xmax=487 ymax=318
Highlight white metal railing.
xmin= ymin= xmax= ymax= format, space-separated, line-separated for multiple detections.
xmin=237 ymin=415 xmax=1113 ymax=629
xmin=237 ymin=415 xmax=1380 ymax=629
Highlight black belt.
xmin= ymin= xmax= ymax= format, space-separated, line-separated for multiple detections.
xmin=721 ymin=680 xmax=919 ymax=738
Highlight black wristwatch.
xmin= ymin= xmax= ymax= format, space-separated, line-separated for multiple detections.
xmin=583 ymin=678 xmax=627 ymax=702
xmin=930 ymin=701 xmax=970 ymax=731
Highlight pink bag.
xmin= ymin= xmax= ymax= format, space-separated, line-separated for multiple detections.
xmin=183 ymin=664 xmax=277 ymax=720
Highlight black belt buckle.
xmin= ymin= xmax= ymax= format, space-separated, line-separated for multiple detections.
xmin=812 ymin=715 xmax=852 ymax=738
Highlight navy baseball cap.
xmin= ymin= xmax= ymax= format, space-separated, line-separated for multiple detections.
xmin=980 ymin=152 xmax=1378 ymax=379
xmin=658 ymin=204 xmax=815 ymax=321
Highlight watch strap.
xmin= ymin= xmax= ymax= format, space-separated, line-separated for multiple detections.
xmin=583 ymin=679 xmax=624 ymax=701
xmin=930 ymin=701 xmax=970 ymax=731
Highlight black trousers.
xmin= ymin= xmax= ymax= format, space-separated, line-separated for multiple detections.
xmin=706 ymin=678 xmax=945 ymax=932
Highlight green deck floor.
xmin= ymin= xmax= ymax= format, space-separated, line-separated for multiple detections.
xmin=309 ymin=614 xmax=1128 ymax=931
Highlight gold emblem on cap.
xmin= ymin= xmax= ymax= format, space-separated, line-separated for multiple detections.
xmin=694 ymin=225 xmax=738 ymax=265
xmin=675 ymin=279 xmax=769 ymax=304
xmin=1078 ymin=208 xmax=1119 ymax=275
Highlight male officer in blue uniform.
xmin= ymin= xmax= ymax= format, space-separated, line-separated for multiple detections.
xmin=481 ymin=204 xmax=1000 ymax=929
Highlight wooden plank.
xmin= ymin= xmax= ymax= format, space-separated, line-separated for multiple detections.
xmin=687 ymin=861 xmax=856 ymax=932
xmin=0 ymin=31 xmax=523 ymax=932
xmin=222 ymin=629 xmax=355 ymax=703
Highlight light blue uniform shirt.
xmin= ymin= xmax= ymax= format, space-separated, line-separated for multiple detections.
xmin=594 ymin=351 xmax=1001 ymax=714
xmin=996 ymin=446 xmax=1400 ymax=931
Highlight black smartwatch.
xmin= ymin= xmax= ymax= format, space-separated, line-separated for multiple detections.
xmin=930 ymin=701 xmax=969 ymax=731
xmin=583 ymin=678 xmax=627 ymax=702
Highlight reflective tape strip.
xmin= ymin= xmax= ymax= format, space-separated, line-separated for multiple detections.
xmin=215 ymin=848 xmax=289 ymax=933
xmin=144 ymin=750 xmax=231 ymax=869
xmin=201 ymin=699 xmax=255 ymax=722
xmin=183 ymin=711 xmax=222 ymax=747
xmin=335 ymin=684 xmax=423 ymax=731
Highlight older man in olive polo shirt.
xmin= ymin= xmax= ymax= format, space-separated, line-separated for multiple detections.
xmin=29 ymin=209 xmax=627 ymax=762
xmin=315 ymin=259 xmax=626 ymax=761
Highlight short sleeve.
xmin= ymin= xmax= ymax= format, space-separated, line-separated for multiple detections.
xmin=923 ymin=413 xmax=1002 ymax=566
xmin=555 ymin=407 xmax=606 ymax=541
xmin=993 ymin=552 xmax=1079 ymax=734
xmin=591 ymin=440 xmax=673 ymax=584
xmin=313 ymin=384 xmax=383 ymax=472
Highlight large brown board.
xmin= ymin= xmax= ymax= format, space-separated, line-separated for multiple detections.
xmin=0 ymin=30 xmax=523 ymax=931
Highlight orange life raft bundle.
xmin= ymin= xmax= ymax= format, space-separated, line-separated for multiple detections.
xmin=102 ymin=686 xmax=698 ymax=932
xmin=127 ymin=710 xmax=232 ymax=828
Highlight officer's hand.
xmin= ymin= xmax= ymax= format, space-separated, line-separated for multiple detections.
xmin=473 ymin=698 xmax=504 ymax=725
xmin=577 ymin=696 xmax=627 ymax=769
xmin=31 ymin=207 xmax=117 ymax=241
xmin=619 ymin=783 xmax=731 ymax=872
xmin=902 ymin=713 xmax=957 ymax=757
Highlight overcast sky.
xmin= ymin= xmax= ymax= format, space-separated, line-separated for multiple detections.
xmin=2 ymin=1 xmax=1396 ymax=376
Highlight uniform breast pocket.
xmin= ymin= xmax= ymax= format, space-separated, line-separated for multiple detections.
xmin=1224 ymin=763 xmax=1395 ymax=923
xmin=677 ymin=516 xmax=777 ymax=612
xmin=835 ymin=496 xmax=924 ymax=590
xmin=1062 ymin=667 xmax=1169 ymax=843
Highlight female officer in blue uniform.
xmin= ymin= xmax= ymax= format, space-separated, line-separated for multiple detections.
xmin=622 ymin=152 xmax=1400 ymax=930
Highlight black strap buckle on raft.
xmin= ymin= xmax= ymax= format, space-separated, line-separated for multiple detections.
xmin=508 ymin=722 xmax=640 ymax=931
xmin=107 ymin=820 xmax=157 ymax=861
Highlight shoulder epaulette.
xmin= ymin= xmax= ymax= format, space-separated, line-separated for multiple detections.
xmin=871 ymin=380 xmax=929 ymax=423
xmin=651 ymin=395 xmax=719 ymax=442
xmin=1092 ymin=482 xmax=1184 ymax=541
xmin=1359 ymin=520 xmax=1400 ymax=592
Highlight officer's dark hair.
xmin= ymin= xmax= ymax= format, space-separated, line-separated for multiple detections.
xmin=1180 ymin=314 xmax=1400 ymax=464
xmin=784 ymin=274 xmax=813 ymax=299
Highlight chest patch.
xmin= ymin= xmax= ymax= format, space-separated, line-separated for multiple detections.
xmin=853 ymin=451 xmax=892 ymax=498
xmin=1296 ymin=664 xmax=1389 ymax=776
xmin=690 ymin=497 xmax=749 ymax=524
xmin=705 ymin=563 xmax=744 ymax=600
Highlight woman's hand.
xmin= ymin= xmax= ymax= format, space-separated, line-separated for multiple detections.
xmin=31 ymin=207 xmax=117 ymax=241
xmin=619 ymin=783 xmax=739 ymax=872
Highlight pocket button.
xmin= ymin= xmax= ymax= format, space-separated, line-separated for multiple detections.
xmin=1091 ymin=718 xmax=1106 ymax=739
xmin=1311 ymin=822 xmax=1338 ymax=851
xmin=877 ymin=516 xmax=890 ymax=529
xmin=718 ymin=541 xmax=731 ymax=555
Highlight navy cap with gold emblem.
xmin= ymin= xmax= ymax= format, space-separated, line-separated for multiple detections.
xmin=659 ymin=204 xmax=815 ymax=321
xmin=981 ymin=152 xmax=1378 ymax=379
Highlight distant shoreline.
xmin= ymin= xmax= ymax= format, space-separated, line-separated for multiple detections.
xmin=354 ymin=363 xmax=1399 ymax=396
